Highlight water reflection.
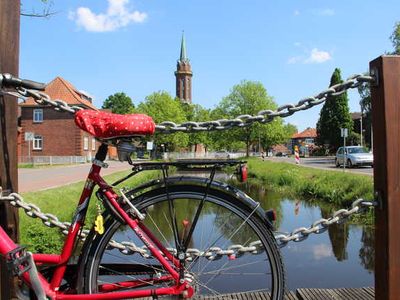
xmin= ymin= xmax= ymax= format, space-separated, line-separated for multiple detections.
xmin=359 ymin=226 xmax=375 ymax=273
xmin=234 ymin=179 xmax=375 ymax=289
xmin=172 ymin=172 xmax=375 ymax=289
xmin=321 ymin=207 xmax=349 ymax=261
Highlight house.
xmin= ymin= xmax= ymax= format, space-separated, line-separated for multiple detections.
xmin=19 ymin=77 xmax=99 ymax=162
xmin=291 ymin=127 xmax=317 ymax=156
xmin=271 ymin=144 xmax=291 ymax=156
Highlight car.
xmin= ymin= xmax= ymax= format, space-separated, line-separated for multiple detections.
xmin=335 ymin=146 xmax=373 ymax=168
xmin=215 ymin=151 xmax=230 ymax=159
xmin=275 ymin=152 xmax=288 ymax=157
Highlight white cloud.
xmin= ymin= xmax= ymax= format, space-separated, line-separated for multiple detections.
xmin=314 ymin=8 xmax=335 ymax=16
xmin=69 ymin=0 xmax=147 ymax=32
xmin=305 ymin=48 xmax=332 ymax=64
xmin=287 ymin=48 xmax=332 ymax=65
xmin=312 ymin=244 xmax=332 ymax=260
xmin=287 ymin=56 xmax=302 ymax=64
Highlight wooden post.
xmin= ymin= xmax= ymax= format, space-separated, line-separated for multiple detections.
xmin=0 ymin=1 xmax=20 ymax=298
xmin=370 ymin=55 xmax=400 ymax=300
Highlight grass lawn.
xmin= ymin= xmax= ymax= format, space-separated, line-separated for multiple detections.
xmin=20 ymin=169 xmax=160 ymax=253
xmin=246 ymin=157 xmax=374 ymax=205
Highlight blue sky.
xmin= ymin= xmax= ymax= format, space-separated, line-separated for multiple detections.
xmin=20 ymin=0 xmax=399 ymax=131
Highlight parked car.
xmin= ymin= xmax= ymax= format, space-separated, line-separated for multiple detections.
xmin=335 ymin=146 xmax=373 ymax=168
xmin=215 ymin=151 xmax=230 ymax=159
xmin=275 ymin=152 xmax=288 ymax=157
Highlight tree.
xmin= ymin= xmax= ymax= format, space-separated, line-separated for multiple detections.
xmin=102 ymin=92 xmax=135 ymax=114
xmin=181 ymin=103 xmax=212 ymax=152
xmin=213 ymin=80 xmax=286 ymax=156
xmin=137 ymin=91 xmax=188 ymax=151
xmin=357 ymin=82 xmax=372 ymax=147
xmin=316 ymin=68 xmax=353 ymax=151
xmin=357 ymin=21 xmax=400 ymax=148
xmin=390 ymin=21 xmax=400 ymax=55
xmin=21 ymin=1 xmax=56 ymax=18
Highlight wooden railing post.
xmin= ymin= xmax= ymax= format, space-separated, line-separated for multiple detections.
xmin=0 ymin=1 xmax=20 ymax=298
xmin=370 ymin=55 xmax=400 ymax=300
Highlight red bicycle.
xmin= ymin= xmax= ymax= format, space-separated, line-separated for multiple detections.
xmin=0 ymin=74 xmax=285 ymax=299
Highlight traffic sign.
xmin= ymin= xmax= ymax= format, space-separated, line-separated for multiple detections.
xmin=25 ymin=132 xmax=34 ymax=141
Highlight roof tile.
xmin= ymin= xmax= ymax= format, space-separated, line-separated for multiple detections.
xmin=20 ymin=77 xmax=97 ymax=110
xmin=292 ymin=128 xmax=317 ymax=139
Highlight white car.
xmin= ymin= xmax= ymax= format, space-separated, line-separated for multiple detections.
xmin=215 ymin=151 xmax=230 ymax=159
xmin=335 ymin=146 xmax=373 ymax=168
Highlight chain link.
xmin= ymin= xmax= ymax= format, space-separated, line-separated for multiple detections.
xmin=4 ymin=74 xmax=374 ymax=134
xmin=15 ymin=87 xmax=83 ymax=114
xmin=274 ymin=199 xmax=374 ymax=248
xmin=0 ymin=188 xmax=89 ymax=239
xmin=155 ymin=74 xmax=374 ymax=133
xmin=0 ymin=187 xmax=375 ymax=259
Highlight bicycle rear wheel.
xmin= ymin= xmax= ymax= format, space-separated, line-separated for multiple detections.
xmin=80 ymin=181 xmax=285 ymax=299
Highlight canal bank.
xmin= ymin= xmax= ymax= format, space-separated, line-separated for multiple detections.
xmin=245 ymin=158 xmax=374 ymax=205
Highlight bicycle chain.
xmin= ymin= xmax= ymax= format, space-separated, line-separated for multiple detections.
xmin=0 ymin=187 xmax=375 ymax=259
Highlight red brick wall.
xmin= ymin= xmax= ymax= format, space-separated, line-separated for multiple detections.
xmin=20 ymin=107 xmax=97 ymax=158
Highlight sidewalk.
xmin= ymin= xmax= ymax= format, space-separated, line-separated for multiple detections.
xmin=18 ymin=160 xmax=131 ymax=193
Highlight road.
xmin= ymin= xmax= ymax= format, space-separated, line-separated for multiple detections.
xmin=18 ymin=160 xmax=132 ymax=193
xmin=267 ymin=156 xmax=373 ymax=176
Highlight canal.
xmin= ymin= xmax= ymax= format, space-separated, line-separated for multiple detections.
xmin=98 ymin=170 xmax=374 ymax=295
xmin=235 ymin=179 xmax=374 ymax=290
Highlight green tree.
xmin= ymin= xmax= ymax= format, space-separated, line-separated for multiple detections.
xmin=390 ymin=21 xmax=400 ymax=54
xmin=102 ymin=92 xmax=135 ymax=114
xmin=213 ymin=80 xmax=286 ymax=156
xmin=316 ymin=68 xmax=353 ymax=151
xmin=137 ymin=91 xmax=188 ymax=151
xmin=283 ymin=123 xmax=298 ymax=138
xmin=357 ymin=21 xmax=400 ymax=148
xmin=181 ymin=103 xmax=212 ymax=152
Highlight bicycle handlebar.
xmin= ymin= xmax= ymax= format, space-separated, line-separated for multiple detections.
xmin=0 ymin=73 xmax=46 ymax=91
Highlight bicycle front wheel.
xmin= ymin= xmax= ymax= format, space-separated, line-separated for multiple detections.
xmin=81 ymin=181 xmax=285 ymax=299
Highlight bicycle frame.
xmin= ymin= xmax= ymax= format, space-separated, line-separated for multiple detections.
xmin=0 ymin=144 xmax=192 ymax=300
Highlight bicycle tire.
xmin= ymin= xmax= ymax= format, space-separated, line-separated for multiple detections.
xmin=79 ymin=179 xmax=285 ymax=299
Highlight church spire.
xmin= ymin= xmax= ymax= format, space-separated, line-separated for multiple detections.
xmin=175 ymin=32 xmax=193 ymax=103
xmin=179 ymin=32 xmax=188 ymax=63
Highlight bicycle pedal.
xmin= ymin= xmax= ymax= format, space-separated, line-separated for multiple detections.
xmin=5 ymin=246 xmax=32 ymax=277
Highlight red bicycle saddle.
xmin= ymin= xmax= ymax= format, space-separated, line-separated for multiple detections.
xmin=75 ymin=110 xmax=155 ymax=139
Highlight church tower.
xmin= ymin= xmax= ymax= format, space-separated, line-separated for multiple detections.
xmin=175 ymin=33 xmax=193 ymax=103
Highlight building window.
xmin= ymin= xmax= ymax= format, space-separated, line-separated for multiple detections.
xmin=33 ymin=109 xmax=43 ymax=123
xmin=84 ymin=137 xmax=89 ymax=151
xmin=180 ymin=79 xmax=185 ymax=98
xmin=305 ymin=138 xmax=314 ymax=144
xmin=92 ymin=138 xmax=96 ymax=151
xmin=33 ymin=135 xmax=43 ymax=150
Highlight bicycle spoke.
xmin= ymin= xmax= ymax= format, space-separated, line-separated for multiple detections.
xmin=84 ymin=188 xmax=283 ymax=299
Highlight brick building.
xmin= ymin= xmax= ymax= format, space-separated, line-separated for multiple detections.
xmin=175 ymin=33 xmax=193 ymax=103
xmin=19 ymin=77 xmax=99 ymax=162
xmin=290 ymin=127 xmax=317 ymax=156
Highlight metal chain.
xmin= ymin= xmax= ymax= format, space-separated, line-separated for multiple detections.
xmin=4 ymin=74 xmax=374 ymax=133
xmin=0 ymin=187 xmax=375 ymax=260
xmin=274 ymin=199 xmax=375 ymax=248
xmin=155 ymin=74 xmax=374 ymax=133
xmin=0 ymin=188 xmax=89 ymax=239
xmin=14 ymin=87 xmax=83 ymax=114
